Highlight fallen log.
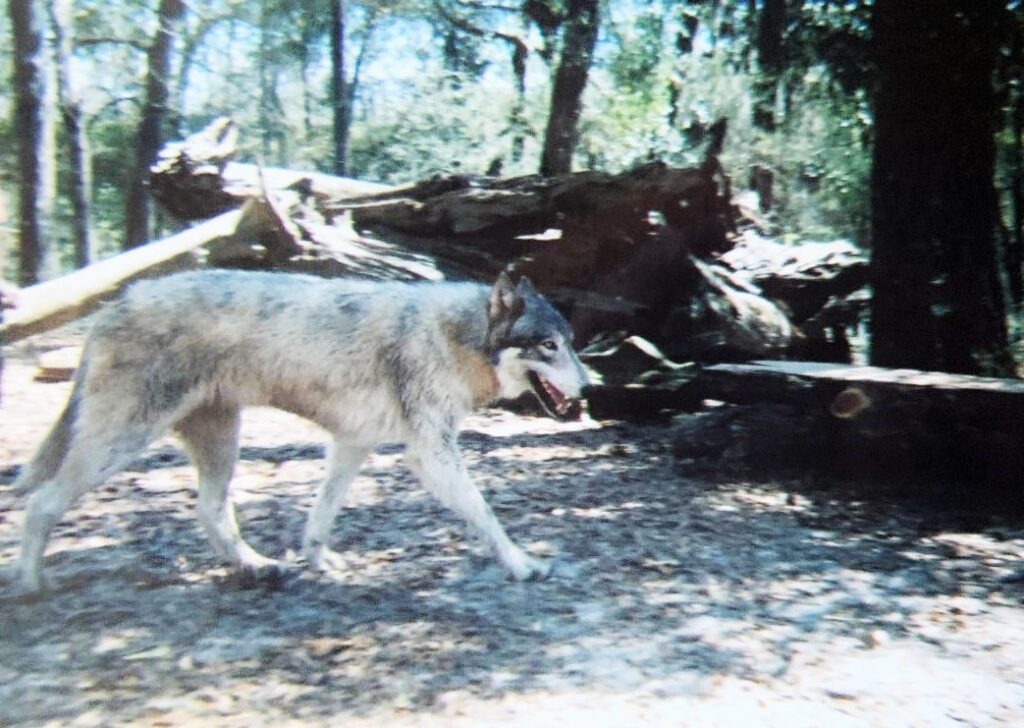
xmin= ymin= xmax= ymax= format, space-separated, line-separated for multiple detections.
xmin=676 ymin=360 xmax=1024 ymax=492
xmin=0 ymin=199 xmax=457 ymax=348
xmin=151 ymin=120 xmax=868 ymax=362
xmin=719 ymin=232 xmax=869 ymax=320
xmin=579 ymin=335 xmax=701 ymax=421
xmin=0 ymin=205 xmax=253 ymax=344
xmin=695 ymin=360 xmax=1024 ymax=433
xmin=34 ymin=346 xmax=80 ymax=383
xmin=149 ymin=117 xmax=392 ymax=221
xmin=585 ymin=377 xmax=703 ymax=422
xmin=151 ymin=122 xmax=734 ymax=285
xmin=343 ymin=162 xmax=728 ymax=243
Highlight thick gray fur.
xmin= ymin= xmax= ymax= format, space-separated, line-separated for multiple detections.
xmin=5 ymin=270 xmax=587 ymax=595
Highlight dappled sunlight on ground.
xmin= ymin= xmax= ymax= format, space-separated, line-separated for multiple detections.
xmin=1 ymin=331 xmax=1024 ymax=726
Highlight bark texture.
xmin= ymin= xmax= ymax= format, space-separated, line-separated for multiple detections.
xmin=123 ymin=0 xmax=187 ymax=249
xmin=8 ymin=0 xmax=47 ymax=284
xmin=539 ymin=0 xmax=600 ymax=176
xmin=50 ymin=0 xmax=92 ymax=268
xmin=870 ymin=0 xmax=1013 ymax=376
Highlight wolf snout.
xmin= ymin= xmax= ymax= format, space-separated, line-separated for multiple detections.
xmin=527 ymin=370 xmax=586 ymax=421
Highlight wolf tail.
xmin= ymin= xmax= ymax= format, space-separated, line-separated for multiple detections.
xmin=14 ymin=364 xmax=85 ymax=495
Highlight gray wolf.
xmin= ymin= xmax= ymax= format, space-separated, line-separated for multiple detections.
xmin=4 ymin=270 xmax=587 ymax=595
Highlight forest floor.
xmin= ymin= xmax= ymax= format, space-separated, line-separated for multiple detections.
xmin=2 ymin=325 xmax=1024 ymax=727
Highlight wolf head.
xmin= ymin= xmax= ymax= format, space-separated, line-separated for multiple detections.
xmin=485 ymin=273 xmax=588 ymax=420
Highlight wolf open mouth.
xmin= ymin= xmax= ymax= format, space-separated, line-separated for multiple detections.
xmin=527 ymin=371 xmax=576 ymax=419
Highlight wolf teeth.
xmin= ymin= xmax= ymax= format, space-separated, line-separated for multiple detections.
xmin=539 ymin=376 xmax=565 ymax=406
xmin=540 ymin=376 xmax=576 ymax=415
xmin=528 ymin=371 xmax=578 ymax=418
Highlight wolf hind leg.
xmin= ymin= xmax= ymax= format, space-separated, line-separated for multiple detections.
xmin=11 ymin=420 xmax=158 ymax=595
xmin=175 ymin=405 xmax=282 ymax=574
xmin=406 ymin=439 xmax=549 ymax=581
xmin=302 ymin=441 xmax=371 ymax=572
xmin=13 ymin=388 xmax=80 ymax=495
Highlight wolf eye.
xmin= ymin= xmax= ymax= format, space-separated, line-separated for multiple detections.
xmin=539 ymin=339 xmax=558 ymax=353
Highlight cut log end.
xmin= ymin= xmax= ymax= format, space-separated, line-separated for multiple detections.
xmin=829 ymin=386 xmax=872 ymax=419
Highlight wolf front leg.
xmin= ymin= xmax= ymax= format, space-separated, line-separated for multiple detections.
xmin=302 ymin=442 xmax=372 ymax=572
xmin=176 ymin=405 xmax=282 ymax=574
xmin=405 ymin=439 xmax=549 ymax=581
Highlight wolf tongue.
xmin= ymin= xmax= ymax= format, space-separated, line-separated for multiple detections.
xmin=541 ymin=377 xmax=566 ymax=408
xmin=540 ymin=378 xmax=573 ymax=413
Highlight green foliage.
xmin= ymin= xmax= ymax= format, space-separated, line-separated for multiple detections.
xmin=746 ymin=72 xmax=872 ymax=242
xmin=581 ymin=40 xmax=872 ymax=243
xmin=607 ymin=10 xmax=665 ymax=97
xmin=87 ymin=118 xmax=137 ymax=257
xmin=0 ymin=0 xmax=959 ymax=278
xmin=350 ymin=75 xmax=547 ymax=182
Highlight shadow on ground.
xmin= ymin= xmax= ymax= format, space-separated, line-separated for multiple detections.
xmin=2 ymin=419 xmax=1023 ymax=725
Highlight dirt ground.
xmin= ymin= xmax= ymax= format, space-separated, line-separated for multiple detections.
xmin=2 ymin=326 xmax=1024 ymax=727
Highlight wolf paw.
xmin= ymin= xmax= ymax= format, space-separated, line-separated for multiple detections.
xmin=230 ymin=544 xmax=289 ymax=573
xmin=303 ymin=545 xmax=351 ymax=575
xmin=0 ymin=568 xmax=48 ymax=603
xmin=507 ymin=553 xmax=551 ymax=582
xmin=223 ymin=559 xmax=296 ymax=591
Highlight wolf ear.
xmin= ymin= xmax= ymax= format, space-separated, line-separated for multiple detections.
xmin=489 ymin=271 xmax=525 ymax=321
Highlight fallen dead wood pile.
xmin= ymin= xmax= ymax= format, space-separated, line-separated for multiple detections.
xmin=148 ymin=118 xmax=868 ymax=371
xmin=9 ymin=121 xmax=1020 ymax=498
xmin=719 ymin=231 xmax=869 ymax=361
xmin=3 ymin=119 xmax=874 ymax=423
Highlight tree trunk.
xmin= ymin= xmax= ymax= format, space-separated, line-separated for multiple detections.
xmin=341 ymin=9 xmax=380 ymax=174
xmin=331 ymin=0 xmax=350 ymax=176
xmin=509 ymin=39 xmax=528 ymax=165
xmin=123 ymin=0 xmax=187 ymax=249
xmin=539 ymin=0 xmax=600 ymax=176
xmin=259 ymin=0 xmax=271 ymax=160
xmin=50 ymin=0 xmax=92 ymax=269
xmin=173 ymin=13 xmax=225 ymax=138
xmin=8 ymin=0 xmax=47 ymax=285
xmin=870 ymin=0 xmax=1014 ymax=376
xmin=1009 ymin=76 xmax=1024 ymax=306
xmin=298 ymin=0 xmax=317 ymax=138
xmin=40 ymin=9 xmax=58 ymax=268
xmin=256 ymin=0 xmax=288 ymax=164
xmin=756 ymin=0 xmax=787 ymax=73
xmin=752 ymin=0 xmax=787 ymax=131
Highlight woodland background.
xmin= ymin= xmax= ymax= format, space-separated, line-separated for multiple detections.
xmin=3 ymin=0 xmax=1024 ymax=377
